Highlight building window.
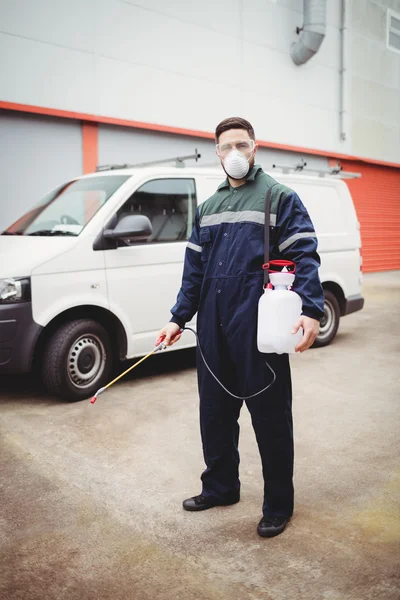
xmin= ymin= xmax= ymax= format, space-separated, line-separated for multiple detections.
xmin=387 ymin=9 xmax=400 ymax=54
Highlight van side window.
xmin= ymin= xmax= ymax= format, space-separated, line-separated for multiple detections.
xmin=117 ymin=178 xmax=197 ymax=243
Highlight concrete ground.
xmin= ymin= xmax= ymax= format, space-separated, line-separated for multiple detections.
xmin=0 ymin=271 xmax=399 ymax=600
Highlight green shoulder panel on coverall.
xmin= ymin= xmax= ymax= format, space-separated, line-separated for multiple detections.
xmin=198 ymin=165 xmax=295 ymax=229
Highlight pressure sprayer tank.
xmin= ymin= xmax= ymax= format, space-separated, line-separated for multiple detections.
xmin=257 ymin=262 xmax=303 ymax=354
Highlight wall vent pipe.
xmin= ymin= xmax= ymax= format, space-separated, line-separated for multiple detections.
xmin=291 ymin=0 xmax=327 ymax=65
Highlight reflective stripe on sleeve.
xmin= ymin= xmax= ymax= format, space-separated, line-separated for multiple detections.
xmin=187 ymin=241 xmax=202 ymax=253
xmin=278 ymin=232 xmax=317 ymax=252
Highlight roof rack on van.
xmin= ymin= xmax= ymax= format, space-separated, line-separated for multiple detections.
xmin=272 ymin=160 xmax=361 ymax=179
xmin=96 ymin=150 xmax=201 ymax=172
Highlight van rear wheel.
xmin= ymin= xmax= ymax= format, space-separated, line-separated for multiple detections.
xmin=313 ymin=290 xmax=340 ymax=348
xmin=42 ymin=319 xmax=113 ymax=401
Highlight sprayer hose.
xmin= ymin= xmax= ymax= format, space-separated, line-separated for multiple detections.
xmin=183 ymin=326 xmax=276 ymax=400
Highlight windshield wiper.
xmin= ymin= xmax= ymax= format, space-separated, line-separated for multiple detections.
xmin=1 ymin=231 xmax=23 ymax=235
xmin=27 ymin=230 xmax=78 ymax=236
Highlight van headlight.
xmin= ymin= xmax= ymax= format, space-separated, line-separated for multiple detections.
xmin=0 ymin=278 xmax=31 ymax=304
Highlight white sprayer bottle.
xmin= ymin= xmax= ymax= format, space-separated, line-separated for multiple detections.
xmin=257 ymin=267 xmax=303 ymax=354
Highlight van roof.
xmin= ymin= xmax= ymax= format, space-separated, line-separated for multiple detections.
xmin=78 ymin=166 xmax=348 ymax=187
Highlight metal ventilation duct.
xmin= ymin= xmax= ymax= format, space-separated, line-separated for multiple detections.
xmin=291 ymin=0 xmax=327 ymax=65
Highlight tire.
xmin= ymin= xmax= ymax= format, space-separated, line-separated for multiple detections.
xmin=41 ymin=319 xmax=113 ymax=401
xmin=312 ymin=290 xmax=340 ymax=348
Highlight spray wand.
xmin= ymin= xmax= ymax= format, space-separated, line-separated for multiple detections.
xmin=90 ymin=336 xmax=167 ymax=404
xmin=90 ymin=328 xmax=276 ymax=405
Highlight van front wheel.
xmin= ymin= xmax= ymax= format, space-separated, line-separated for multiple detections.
xmin=313 ymin=290 xmax=340 ymax=348
xmin=42 ymin=319 xmax=113 ymax=401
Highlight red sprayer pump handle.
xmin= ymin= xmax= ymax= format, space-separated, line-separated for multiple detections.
xmin=262 ymin=260 xmax=296 ymax=273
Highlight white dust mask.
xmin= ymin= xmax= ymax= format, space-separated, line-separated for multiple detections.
xmin=223 ymin=149 xmax=250 ymax=180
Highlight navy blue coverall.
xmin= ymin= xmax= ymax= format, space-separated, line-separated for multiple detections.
xmin=170 ymin=165 xmax=324 ymax=518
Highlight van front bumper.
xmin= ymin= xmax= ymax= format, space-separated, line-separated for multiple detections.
xmin=0 ymin=303 xmax=43 ymax=373
xmin=344 ymin=294 xmax=365 ymax=316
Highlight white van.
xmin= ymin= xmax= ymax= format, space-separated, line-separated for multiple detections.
xmin=0 ymin=165 xmax=364 ymax=401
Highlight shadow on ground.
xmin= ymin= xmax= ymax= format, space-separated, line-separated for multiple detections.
xmin=0 ymin=348 xmax=197 ymax=403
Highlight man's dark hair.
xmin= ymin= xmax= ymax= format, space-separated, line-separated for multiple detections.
xmin=215 ymin=117 xmax=255 ymax=143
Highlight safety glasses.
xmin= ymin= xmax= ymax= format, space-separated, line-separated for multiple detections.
xmin=216 ymin=139 xmax=255 ymax=157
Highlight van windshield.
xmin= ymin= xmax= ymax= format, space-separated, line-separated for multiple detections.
xmin=2 ymin=175 xmax=130 ymax=236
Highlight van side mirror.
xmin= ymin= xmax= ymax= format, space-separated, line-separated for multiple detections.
xmin=104 ymin=215 xmax=152 ymax=241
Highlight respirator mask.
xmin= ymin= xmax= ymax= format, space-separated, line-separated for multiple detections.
xmin=216 ymin=140 xmax=256 ymax=180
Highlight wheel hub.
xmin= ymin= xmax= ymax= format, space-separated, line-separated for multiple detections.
xmin=319 ymin=302 xmax=333 ymax=336
xmin=78 ymin=348 xmax=96 ymax=373
xmin=68 ymin=335 xmax=106 ymax=389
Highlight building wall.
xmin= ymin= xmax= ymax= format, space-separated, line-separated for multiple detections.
xmin=351 ymin=0 xmax=400 ymax=163
xmin=0 ymin=0 xmax=350 ymax=157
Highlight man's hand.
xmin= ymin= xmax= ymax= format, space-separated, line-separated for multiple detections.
xmin=292 ymin=316 xmax=320 ymax=353
xmin=157 ymin=322 xmax=182 ymax=347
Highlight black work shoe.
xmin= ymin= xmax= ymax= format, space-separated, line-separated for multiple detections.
xmin=257 ymin=516 xmax=290 ymax=538
xmin=182 ymin=494 xmax=239 ymax=512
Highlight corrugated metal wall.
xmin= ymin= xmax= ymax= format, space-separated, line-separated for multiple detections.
xmin=342 ymin=161 xmax=400 ymax=272
xmin=0 ymin=110 xmax=83 ymax=232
